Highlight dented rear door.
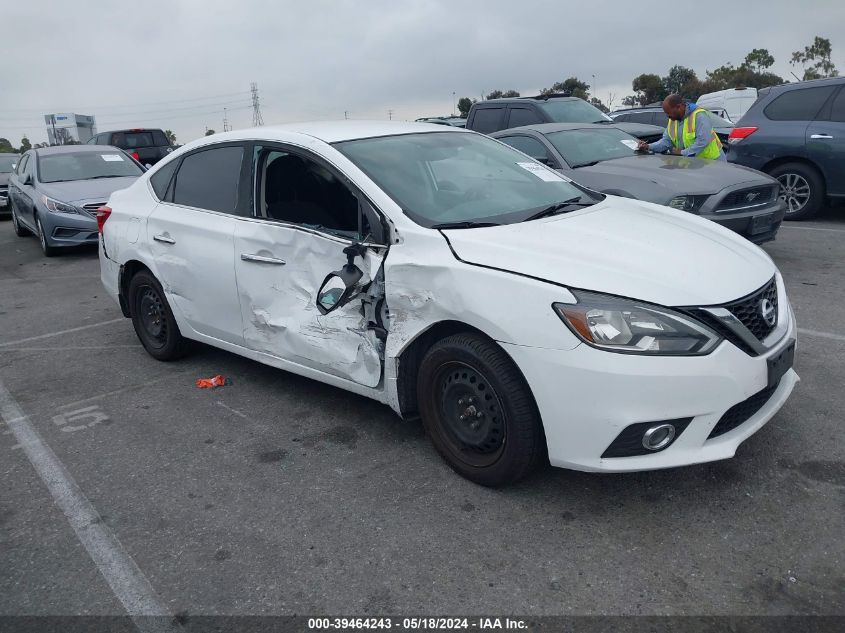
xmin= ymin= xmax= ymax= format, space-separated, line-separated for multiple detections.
xmin=234 ymin=219 xmax=387 ymax=388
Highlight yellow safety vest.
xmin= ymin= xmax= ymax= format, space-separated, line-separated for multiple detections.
xmin=667 ymin=108 xmax=723 ymax=160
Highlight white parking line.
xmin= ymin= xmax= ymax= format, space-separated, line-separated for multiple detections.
xmin=798 ymin=328 xmax=845 ymax=342
xmin=780 ymin=225 xmax=845 ymax=233
xmin=0 ymin=377 xmax=172 ymax=626
xmin=0 ymin=318 xmax=125 ymax=347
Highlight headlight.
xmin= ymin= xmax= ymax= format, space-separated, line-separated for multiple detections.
xmin=42 ymin=195 xmax=79 ymax=214
xmin=553 ymin=291 xmax=722 ymax=355
xmin=667 ymin=195 xmax=708 ymax=212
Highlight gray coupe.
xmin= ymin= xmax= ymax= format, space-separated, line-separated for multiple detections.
xmin=492 ymin=123 xmax=786 ymax=244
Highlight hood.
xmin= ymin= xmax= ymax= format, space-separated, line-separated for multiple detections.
xmin=0 ymin=173 xmax=9 ymax=187
xmin=442 ymin=197 xmax=775 ymax=307
xmin=566 ymin=154 xmax=769 ymax=203
xmin=37 ymin=177 xmax=139 ymax=206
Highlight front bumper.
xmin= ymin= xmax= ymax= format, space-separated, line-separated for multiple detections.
xmin=501 ymin=300 xmax=798 ymax=473
xmin=700 ymin=199 xmax=786 ymax=245
xmin=42 ymin=212 xmax=98 ymax=247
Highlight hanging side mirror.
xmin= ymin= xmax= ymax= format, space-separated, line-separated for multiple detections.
xmin=316 ymin=244 xmax=366 ymax=315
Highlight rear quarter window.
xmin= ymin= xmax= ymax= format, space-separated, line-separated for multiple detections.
xmin=763 ymin=86 xmax=838 ymax=121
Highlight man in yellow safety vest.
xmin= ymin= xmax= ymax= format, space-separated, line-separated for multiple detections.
xmin=637 ymin=94 xmax=726 ymax=161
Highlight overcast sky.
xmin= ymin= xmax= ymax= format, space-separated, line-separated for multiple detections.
xmin=2 ymin=0 xmax=843 ymax=145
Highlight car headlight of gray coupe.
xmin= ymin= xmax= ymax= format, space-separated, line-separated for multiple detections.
xmin=554 ymin=291 xmax=722 ymax=355
xmin=667 ymin=195 xmax=709 ymax=213
xmin=42 ymin=195 xmax=80 ymax=214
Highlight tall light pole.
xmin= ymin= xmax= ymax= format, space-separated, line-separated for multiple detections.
xmin=452 ymin=91 xmax=456 ymax=117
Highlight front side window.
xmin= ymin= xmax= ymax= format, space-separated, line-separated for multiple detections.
xmin=507 ymin=108 xmax=543 ymax=128
xmin=255 ymin=148 xmax=361 ymax=238
xmin=172 ymin=145 xmax=244 ymax=213
xmin=538 ymin=99 xmax=612 ymax=123
xmin=545 ymin=128 xmax=639 ymax=168
xmin=37 ymin=151 xmax=144 ymax=183
xmin=335 ymin=131 xmax=593 ymax=227
xmin=764 ymin=86 xmax=837 ymax=121
xmin=498 ymin=135 xmax=553 ymax=162
xmin=471 ymin=108 xmax=504 ymax=133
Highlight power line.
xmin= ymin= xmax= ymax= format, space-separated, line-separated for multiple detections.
xmin=0 ymin=99 xmax=253 ymax=122
xmin=251 ymin=82 xmax=264 ymax=126
xmin=0 ymin=91 xmax=251 ymax=115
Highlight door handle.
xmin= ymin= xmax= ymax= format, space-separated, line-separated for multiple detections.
xmin=240 ymin=253 xmax=286 ymax=265
xmin=153 ymin=234 xmax=176 ymax=244
xmin=810 ymin=134 xmax=833 ymax=139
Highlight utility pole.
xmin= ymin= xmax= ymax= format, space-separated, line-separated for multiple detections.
xmin=344 ymin=110 xmax=349 ymax=120
xmin=388 ymin=109 xmax=394 ymax=120
xmin=452 ymin=91 xmax=456 ymax=116
xmin=223 ymin=107 xmax=230 ymax=133
xmin=251 ymin=82 xmax=264 ymax=126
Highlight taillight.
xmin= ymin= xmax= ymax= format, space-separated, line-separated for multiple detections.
xmin=131 ymin=151 xmax=140 ymax=161
xmin=97 ymin=206 xmax=112 ymax=234
xmin=728 ymin=127 xmax=758 ymax=144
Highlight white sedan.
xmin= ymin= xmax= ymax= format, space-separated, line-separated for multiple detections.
xmin=97 ymin=121 xmax=798 ymax=486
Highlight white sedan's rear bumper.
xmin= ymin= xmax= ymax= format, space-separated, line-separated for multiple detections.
xmin=501 ymin=305 xmax=798 ymax=473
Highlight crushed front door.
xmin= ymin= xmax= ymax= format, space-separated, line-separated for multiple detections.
xmin=233 ymin=220 xmax=387 ymax=388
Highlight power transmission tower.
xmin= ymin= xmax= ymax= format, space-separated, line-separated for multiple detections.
xmin=251 ymin=82 xmax=264 ymax=126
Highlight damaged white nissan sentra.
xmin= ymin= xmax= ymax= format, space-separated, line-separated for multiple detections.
xmin=98 ymin=121 xmax=798 ymax=486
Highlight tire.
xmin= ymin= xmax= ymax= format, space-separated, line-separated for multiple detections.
xmin=417 ymin=333 xmax=545 ymax=487
xmin=128 ymin=270 xmax=190 ymax=361
xmin=768 ymin=162 xmax=825 ymax=221
xmin=35 ymin=216 xmax=56 ymax=257
xmin=11 ymin=203 xmax=30 ymax=237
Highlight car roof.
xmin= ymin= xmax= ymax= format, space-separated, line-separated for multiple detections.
xmin=480 ymin=96 xmax=579 ymax=105
xmin=771 ymin=76 xmax=845 ymax=91
xmin=100 ymin=128 xmax=166 ymax=134
xmin=491 ymin=122 xmax=618 ymax=135
xmin=34 ymin=144 xmax=126 ymax=156
xmin=190 ymin=120 xmax=465 ymax=145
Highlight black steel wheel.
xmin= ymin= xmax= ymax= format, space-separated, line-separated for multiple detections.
xmin=417 ymin=333 xmax=545 ymax=487
xmin=129 ymin=270 xmax=189 ymax=361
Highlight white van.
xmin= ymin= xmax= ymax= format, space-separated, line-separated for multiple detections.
xmin=696 ymin=87 xmax=758 ymax=123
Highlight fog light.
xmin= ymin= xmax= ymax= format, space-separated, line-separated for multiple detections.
xmin=642 ymin=424 xmax=676 ymax=451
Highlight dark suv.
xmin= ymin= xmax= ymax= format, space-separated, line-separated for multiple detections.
xmin=466 ymin=95 xmax=664 ymax=142
xmin=87 ymin=128 xmax=173 ymax=167
xmin=728 ymin=77 xmax=845 ymax=220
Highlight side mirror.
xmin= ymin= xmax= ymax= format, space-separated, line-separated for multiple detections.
xmin=316 ymin=264 xmax=363 ymax=314
xmin=23 ymin=174 xmax=33 ymax=186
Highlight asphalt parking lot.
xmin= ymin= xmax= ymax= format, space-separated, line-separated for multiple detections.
xmin=1 ymin=209 xmax=843 ymax=618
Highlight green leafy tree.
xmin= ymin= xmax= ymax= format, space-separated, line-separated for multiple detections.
xmin=457 ymin=97 xmax=476 ymax=118
xmin=19 ymin=136 xmax=32 ymax=153
xmin=630 ymin=73 xmax=667 ymax=105
xmin=0 ymin=138 xmax=15 ymax=153
xmin=541 ymin=77 xmax=590 ymax=100
xmin=791 ymin=36 xmax=838 ymax=80
xmin=662 ymin=65 xmax=699 ymax=97
xmin=164 ymin=129 xmax=177 ymax=144
xmin=743 ymin=48 xmax=775 ymax=72
xmin=205 ymin=129 xmax=216 ymax=136
xmin=486 ymin=89 xmax=520 ymax=99
xmin=589 ymin=97 xmax=609 ymax=113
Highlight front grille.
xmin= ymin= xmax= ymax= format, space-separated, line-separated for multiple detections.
xmin=708 ymin=381 xmax=780 ymax=439
xmin=718 ymin=186 xmax=776 ymax=210
xmin=724 ymin=277 xmax=778 ymax=341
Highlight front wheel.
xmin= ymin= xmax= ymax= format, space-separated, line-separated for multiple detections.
xmin=417 ymin=333 xmax=545 ymax=487
xmin=35 ymin=216 xmax=56 ymax=256
xmin=769 ymin=162 xmax=825 ymax=221
xmin=128 ymin=270 xmax=190 ymax=361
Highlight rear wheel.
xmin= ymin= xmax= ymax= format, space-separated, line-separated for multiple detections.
xmin=768 ymin=162 xmax=825 ymax=221
xmin=129 ymin=270 xmax=189 ymax=361
xmin=417 ymin=333 xmax=545 ymax=487
xmin=35 ymin=216 xmax=56 ymax=256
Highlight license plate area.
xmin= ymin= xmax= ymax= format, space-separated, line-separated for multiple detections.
xmin=751 ymin=213 xmax=775 ymax=235
xmin=767 ymin=340 xmax=795 ymax=388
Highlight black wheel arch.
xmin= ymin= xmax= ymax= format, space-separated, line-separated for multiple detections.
xmin=119 ymin=260 xmax=154 ymax=318
xmin=762 ymin=157 xmax=827 ymax=195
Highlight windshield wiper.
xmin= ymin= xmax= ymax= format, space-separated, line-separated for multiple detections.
xmin=431 ymin=220 xmax=502 ymax=230
xmin=572 ymin=160 xmax=602 ymax=168
xmin=524 ymin=197 xmax=594 ymax=221
xmin=87 ymin=175 xmax=127 ymax=179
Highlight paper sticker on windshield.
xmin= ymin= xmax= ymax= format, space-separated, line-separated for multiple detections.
xmin=101 ymin=154 xmax=124 ymax=162
xmin=620 ymin=139 xmax=639 ymax=149
xmin=516 ymin=162 xmax=564 ymax=182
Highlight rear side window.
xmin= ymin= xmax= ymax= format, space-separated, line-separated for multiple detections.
xmin=507 ymin=108 xmax=543 ymax=128
xmin=626 ymin=112 xmax=655 ymax=124
xmin=764 ymin=86 xmax=837 ymax=121
xmin=150 ymin=159 xmax=179 ymax=200
xmin=114 ymin=131 xmax=169 ymax=148
xmin=471 ymin=107 xmax=505 ymax=133
xmin=611 ymin=113 xmax=631 ymax=122
xmin=830 ymin=88 xmax=845 ymax=122
xmin=652 ymin=112 xmax=669 ymax=127
xmin=172 ymin=146 xmax=244 ymax=213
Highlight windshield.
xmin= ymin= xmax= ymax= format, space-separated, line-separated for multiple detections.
xmin=335 ymin=132 xmax=593 ymax=226
xmin=38 ymin=151 xmax=144 ymax=183
xmin=538 ymin=99 xmax=613 ymax=124
xmin=547 ymin=128 xmax=639 ymax=168
xmin=0 ymin=156 xmax=18 ymax=172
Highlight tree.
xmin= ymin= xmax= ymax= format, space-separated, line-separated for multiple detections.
xmin=541 ymin=77 xmax=590 ymax=100
xmin=205 ymin=129 xmax=216 ymax=136
xmin=630 ymin=73 xmax=666 ymax=106
xmin=791 ymin=36 xmax=838 ymax=80
xmin=19 ymin=136 xmax=31 ymax=153
xmin=164 ymin=129 xmax=177 ymax=144
xmin=486 ymin=89 xmax=520 ymax=99
xmin=662 ymin=65 xmax=699 ymax=97
xmin=743 ymin=48 xmax=775 ymax=73
xmin=589 ymin=97 xmax=609 ymax=113
xmin=0 ymin=138 xmax=14 ymax=153
xmin=457 ymin=97 xmax=476 ymax=118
